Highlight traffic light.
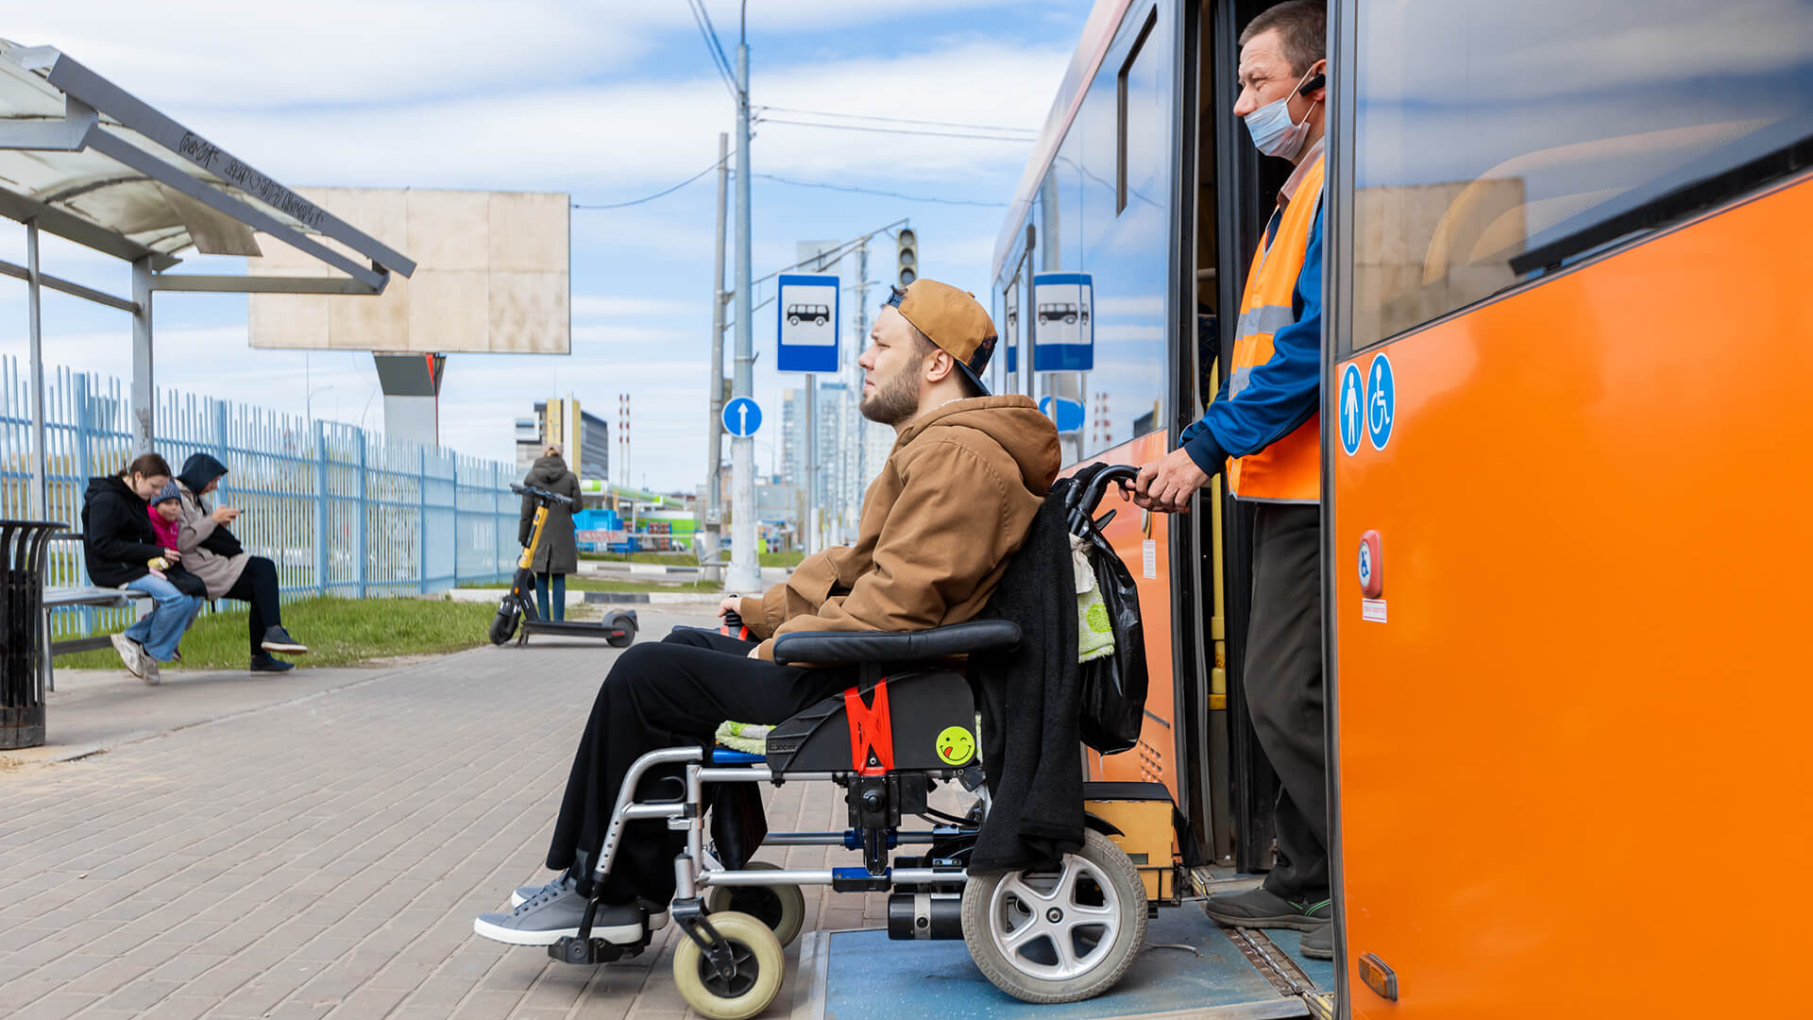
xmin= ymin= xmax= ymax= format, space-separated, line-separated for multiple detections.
xmin=896 ymin=228 xmax=917 ymax=287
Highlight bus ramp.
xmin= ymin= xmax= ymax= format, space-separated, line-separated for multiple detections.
xmin=791 ymin=904 xmax=1332 ymax=1020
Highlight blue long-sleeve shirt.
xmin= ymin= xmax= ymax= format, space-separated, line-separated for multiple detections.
xmin=1181 ymin=205 xmax=1323 ymax=474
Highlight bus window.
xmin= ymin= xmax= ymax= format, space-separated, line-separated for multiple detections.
xmin=1351 ymin=0 xmax=1813 ymax=350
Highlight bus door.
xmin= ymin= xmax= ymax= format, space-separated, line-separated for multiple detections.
xmin=1186 ymin=0 xmax=1299 ymax=874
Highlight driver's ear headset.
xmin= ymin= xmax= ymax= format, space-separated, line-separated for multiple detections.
xmin=1298 ymin=72 xmax=1326 ymax=96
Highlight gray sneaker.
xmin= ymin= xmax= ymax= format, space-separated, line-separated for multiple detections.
xmin=1202 ymin=886 xmax=1332 ymax=932
xmin=473 ymin=877 xmax=646 ymax=946
xmin=510 ymin=881 xmax=669 ymax=929
xmin=111 ymin=633 xmax=150 ymax=681
xmin=1300 ymin=922 xmax=1333 ymax=960
xmin=141 ymin=657 xmax=161 ymax=685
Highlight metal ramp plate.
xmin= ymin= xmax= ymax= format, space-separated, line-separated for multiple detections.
xmin=795 ymin=906 xmax=1319 ymax=1020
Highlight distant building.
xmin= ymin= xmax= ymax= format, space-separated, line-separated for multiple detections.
xmin=516 ymin=398 xmax=609 ymax=483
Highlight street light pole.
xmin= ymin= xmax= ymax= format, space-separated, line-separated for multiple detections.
xmin=726 ymin=13 xmax=761 ymax=592
xmin=702 ymin=131 xmax=729 ymax=583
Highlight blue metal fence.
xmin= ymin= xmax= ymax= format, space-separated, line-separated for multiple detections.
xmin=0 ymin=356 xmax=519 ymax=643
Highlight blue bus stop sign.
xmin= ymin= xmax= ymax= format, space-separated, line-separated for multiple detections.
xmin=722 ymin=397 xmax=762 ymax=437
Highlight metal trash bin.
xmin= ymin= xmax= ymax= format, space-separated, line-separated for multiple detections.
xmin=2 ymin=520 xmax=62 ymax=750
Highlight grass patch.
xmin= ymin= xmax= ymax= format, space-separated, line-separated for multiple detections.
xmin=579 ymin=551 xmax=698 ymax=565
xmin=457 ymin=577 xmax=721 ymax=595
xmin=54 ymin=596 xmax=500 ymax=671
xmin=760 ymin=549 xmax=805 ymax=568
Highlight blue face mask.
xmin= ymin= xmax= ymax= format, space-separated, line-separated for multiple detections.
xmin=1243 ymin=64 xmax=1323 ymax=160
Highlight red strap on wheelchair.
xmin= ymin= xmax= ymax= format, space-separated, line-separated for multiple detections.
xmin=844 ymin=680 xmax=894 ymax=776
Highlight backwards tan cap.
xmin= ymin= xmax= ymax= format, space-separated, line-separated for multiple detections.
xmin=885 ymin=279 xmax=998 ymax=396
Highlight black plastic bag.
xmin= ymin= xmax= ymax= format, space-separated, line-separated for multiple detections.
xmin=1068 ymin=490 xmax=1149 ymax=756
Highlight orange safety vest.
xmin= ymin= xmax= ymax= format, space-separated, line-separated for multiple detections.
xmin=1225 ymin=152 xmax=1325 ymax=504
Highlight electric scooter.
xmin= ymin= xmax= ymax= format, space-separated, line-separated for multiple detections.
xmin=490 ymin=483 xmax=639 ymax=648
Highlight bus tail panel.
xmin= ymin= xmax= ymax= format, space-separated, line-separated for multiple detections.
xmin=1332 ymin=173 xmax=1813 ymax=1018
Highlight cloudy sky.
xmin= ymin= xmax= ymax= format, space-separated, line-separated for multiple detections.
xmin=0 ymin=1 xmax=1094 ymax=490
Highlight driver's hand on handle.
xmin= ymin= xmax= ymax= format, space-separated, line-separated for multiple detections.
xmin=718 ymin=596 xmax=740 ymax=622
xmin=1127 ymin=447 xmax=1211 ymax=514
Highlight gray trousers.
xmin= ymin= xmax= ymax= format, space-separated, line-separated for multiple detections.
xmin=1245 ymin=503 xmax=1330 ymax=901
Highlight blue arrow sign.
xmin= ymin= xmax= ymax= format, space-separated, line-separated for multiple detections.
xmin=1338 ymin=362 xmax=1364 ymax=456
xmin=722 ymin=397 xmax=762 ymax=437
xmin=1365 ymin=353 xmax=1395 ymax=451
xmin=1038 ymin=395 xmax=1086 ymax=434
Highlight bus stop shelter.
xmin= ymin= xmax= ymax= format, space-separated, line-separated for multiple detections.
xmin=0 ymin=39 xmax=417 ymax=521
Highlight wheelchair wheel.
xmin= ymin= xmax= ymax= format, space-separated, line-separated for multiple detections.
xmin=706 ymin=861 xmax=806 ymax=947
xmin=960 ymin=828 xmax=1147 ymax=1003
xmin=672 ymin=910 xmax=784 ymax=1020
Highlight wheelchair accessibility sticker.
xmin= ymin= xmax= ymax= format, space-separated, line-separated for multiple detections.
xmin=935 ymin=726 xmax=976 ymax=766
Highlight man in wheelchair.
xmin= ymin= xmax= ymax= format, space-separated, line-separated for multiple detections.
xmin=474 ymin=279 xmax=1059 ymax=948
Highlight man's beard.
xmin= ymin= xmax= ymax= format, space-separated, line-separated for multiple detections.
xmin=859 ymin=362 xmax=920 ymax=425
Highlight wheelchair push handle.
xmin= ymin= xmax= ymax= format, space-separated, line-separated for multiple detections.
xmin=510 ymin=482 xmax=574 ymax=506
xmin=1068 ymin=464 xmax=1141 ymax=517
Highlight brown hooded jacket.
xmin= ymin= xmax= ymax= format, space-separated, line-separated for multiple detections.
xmin=738 ymin=395 xmax=1060 ymax=661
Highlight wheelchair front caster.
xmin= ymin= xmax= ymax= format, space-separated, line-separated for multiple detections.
xmin=672 ymin=910 xmax=784 ymax=1020
xmin=960 ymin=828 xmax=1148 ymax=1003
xmin=705 ymin=861 xmax=806 ymax=947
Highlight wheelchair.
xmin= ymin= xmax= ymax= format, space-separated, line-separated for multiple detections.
xmin=551 ymin=469 xmax=1151 ymax=1019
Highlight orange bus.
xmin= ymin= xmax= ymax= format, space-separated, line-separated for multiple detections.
xmin=990 ymin=0 xmax=1813 ymax=1015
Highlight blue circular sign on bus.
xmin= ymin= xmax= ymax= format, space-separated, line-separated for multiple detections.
xmin=1365 ymin=353 xmax=1396 ymax=451
xmin=1338 ymin=363 xmax=1364 ymax=456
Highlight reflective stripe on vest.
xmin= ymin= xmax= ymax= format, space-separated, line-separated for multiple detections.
xmin=1224 ymin=153 xmax=1325 ymax=504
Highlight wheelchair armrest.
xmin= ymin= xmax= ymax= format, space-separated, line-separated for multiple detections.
xmin=771 ymin=619 xmax=1022 ymax=666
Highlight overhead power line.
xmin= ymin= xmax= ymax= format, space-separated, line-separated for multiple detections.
xmin=686 ymin=0 xmax=737 ymax=102
xmin=572 ymin=156 xmax=727 ymax=210
xmin=756 ymin=105 xmax=1037 ymax=136
xmin=754 ymin=173 xmax=1008 ymax=207
xmin=755 ymin=117 xmax=1034 ymax=143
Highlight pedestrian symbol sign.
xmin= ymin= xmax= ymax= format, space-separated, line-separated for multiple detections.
xmin=1339 ymin=362 xmax=1364 ymax=456
xmin=1366 ymin=353 xmax=1395 ymax=451
xmin=722 ymin=397 xmax=762 ymax=437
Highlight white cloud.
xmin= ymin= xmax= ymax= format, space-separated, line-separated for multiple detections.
xmin=7 ymin=1 xmax=1032 ymax=110
xmin=572 ymin=295 xmax=697 ymax=319
xmin=140 ymin=42 xmax=1065 ymax=193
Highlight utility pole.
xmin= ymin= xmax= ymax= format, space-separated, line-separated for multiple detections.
xmin=726 ymin=12 xmax=761 ymax=593
xmin=704 ymin=131 xmax=728 ymax=582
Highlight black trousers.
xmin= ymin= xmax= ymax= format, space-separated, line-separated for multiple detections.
xmin=1244 ymin=503 xmax=1330 ymax=902
xmin=546 ymin=627 xmax=854 ymax=905
xmin=223 ymin=556 xmax=282 ymax=657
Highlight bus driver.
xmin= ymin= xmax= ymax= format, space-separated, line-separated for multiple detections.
xmin=1125 ymin=0 xmax=1336 ymax=961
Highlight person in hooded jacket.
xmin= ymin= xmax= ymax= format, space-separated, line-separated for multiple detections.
xmin=82 ymin=453 xmax=205 ymax=685
xmin=475 ymin=279 xmax=1060 ymax=949
xmin=518 ymin=445 xmax=581 ymax=622
xmin=174 ymin=453 xmax=310 ymax=673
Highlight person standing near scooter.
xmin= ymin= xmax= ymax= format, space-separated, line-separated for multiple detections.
xmin=519 ymin=445 xmax=580 ymax=621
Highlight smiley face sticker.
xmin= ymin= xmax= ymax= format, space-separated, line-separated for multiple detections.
xmin=935 ymin=726 xmax=976 ymax=766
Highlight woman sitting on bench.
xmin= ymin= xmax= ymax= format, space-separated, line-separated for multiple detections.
xmin=81 ymin=453 xmax=205 ymax=685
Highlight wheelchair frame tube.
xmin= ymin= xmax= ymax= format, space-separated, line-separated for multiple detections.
xmin=591 ymin=746 xmax=703 ymax=886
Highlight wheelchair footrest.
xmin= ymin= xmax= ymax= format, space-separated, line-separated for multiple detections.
xmin=548 ymin=936 xmax=644 ymax=965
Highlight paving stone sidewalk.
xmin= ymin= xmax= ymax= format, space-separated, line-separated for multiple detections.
xmin=0 ymin=611 xmax=903 ymax=1020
